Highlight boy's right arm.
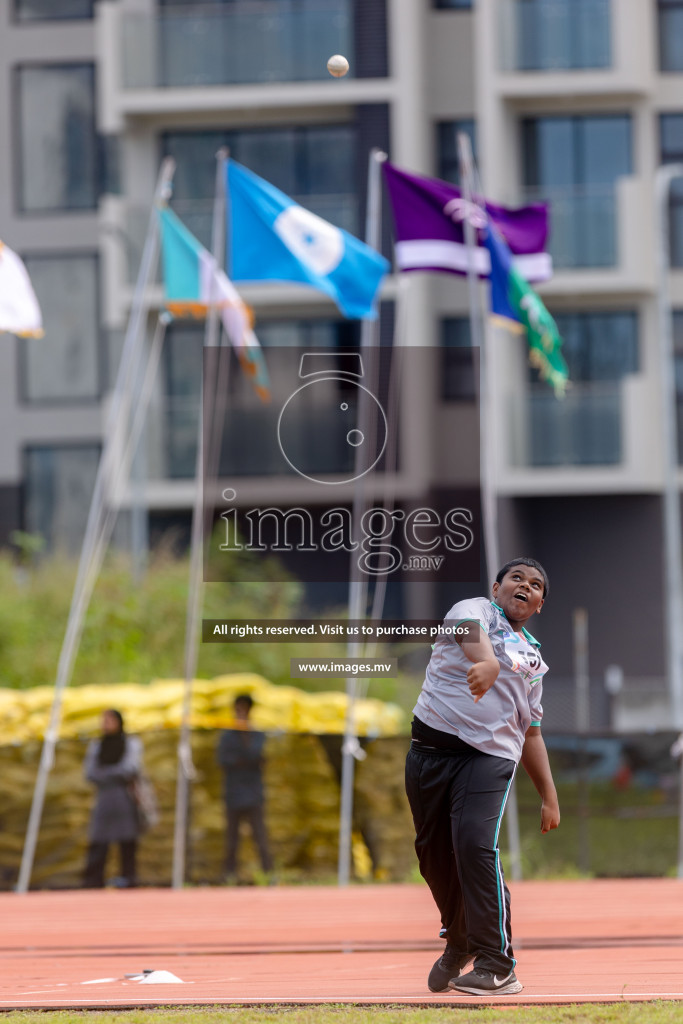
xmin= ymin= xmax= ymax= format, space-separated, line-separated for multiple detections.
xmin=457 ymin=622 xmax=500 ymax=703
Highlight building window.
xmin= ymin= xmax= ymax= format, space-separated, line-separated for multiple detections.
xmin=522 ymin=114 xmax=632 ymax=268
xmin=441 ymin=318 xmax=476 ymax=401
xmin=659 ymin=0 xmax=683 ymax=72
xmin=661 ymin=114 xmax=683 ymax=267
xmin=24 ymin=444 xmax=100 ymax=553
xmin=163 ymin=125 xmax=358 ymax=246
xmin=511 ymin=0 xmax=610 ymax=71
xmin=550 ymin=312 xmax=638 ymax=382
xmin=14 ymin=0 xmax=93 ymax=20
xmin=123 ymin=0 xmax=353 ymax=89
xmin=437 ymin=120 xmax=477 ymax=185
xmin=433 ymin=0 xmax=472 ymax=8
xmin=98 ymin=135 xmax=121 ymax=196
xmin=527 ymin=311 xmax=638 ymax=467
xmin=16 ymin=64 xmax=98 ymax=213
xmin=164 ymin=324 xmax=202 ymax=480
xmin=20 ymin=255 xmax=100 ymax=403
xmin=164 ymin=318 xmax=361 ymax=479
xmin=672 ymin=311 xmax=683 ymax=459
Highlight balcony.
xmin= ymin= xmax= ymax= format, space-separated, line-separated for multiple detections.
xmin=489 ymin=0 xmax=652 ymax=101
xmin=120 ymin=1 xmax=352 ymax=90
xmin=513 ymin=177 xmax=655 ymax=292
xmin=160 ymin=387 xmax=387 ymax=482
xmin=524 ymin=186 xmax=617 ymax=270
xmin=499 ymin=0 xmax=611 ymax=73
xmin=495 ymin=361 xmax=662 ymax=493
xmin=514 ymin=381 xmax=622 ymax=468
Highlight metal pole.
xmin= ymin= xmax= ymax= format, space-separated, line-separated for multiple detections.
xmin=172 ymin=150 xmax=227 ymax=889
xmin=73 ymin=312 xmax=170 ymax=624
xmin=573 ymin=607 xmax=590 ymax=874
xmin=337 ymin=148 xmax=386 ymax=886
xmin=457 ymin=132 xmax=523 ymax=880
xmin=16 ymin=158 xmax=175 ymax=894
xmin=456 ymin=134 xmax=497 ymax=577
xmin=655 ymin=163 xmax=683 ymax=879
xmin=678 ymin=746 xmax=683 ymax=879
xmin=655 ymin=164 xmax=683 ymax=735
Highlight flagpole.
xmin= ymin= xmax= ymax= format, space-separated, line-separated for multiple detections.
xmin=456 ymin=134 xmax=497 ymax=580
xmin=457 ymin=133 xmax=522 ymax=882
xmin=73 ymin=311 xmax=171 ymax=605
xmin=17 ymin=158 xmax=175 ymax=893
xmin=205 ymin=150 xmax=233 ymax=491
xmin=367 ymin=276 xmax=409 ymax=644
xmin=337 ymin=147 xmax=387 ymax=887
xmin=171 ymin=149 xmax=227 ymax=889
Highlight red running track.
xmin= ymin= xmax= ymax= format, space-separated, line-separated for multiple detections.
xmin=1 ymin=880 xmax=682 ymax=1008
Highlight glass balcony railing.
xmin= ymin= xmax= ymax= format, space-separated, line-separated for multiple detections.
xmin=121 ymin=2 xmax=353 ymax=89
xmin=161 ymin=397 xmax=382 ymax=481
xmin=510 ymin=381 xmax=622 ymax=468
xmin=123 ymin=193 xmax=359 ymax=283
xmin=523 ymin=186 xmax=617 ymax=269
xmin=500 ymin=0 xmax=611 ymax=72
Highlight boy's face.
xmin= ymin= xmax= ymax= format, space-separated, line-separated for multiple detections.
xmin=492 ymin=564 xmax=545 ymax=623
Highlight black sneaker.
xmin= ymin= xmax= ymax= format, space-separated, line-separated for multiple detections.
xmin=428 ymin=944 xmax=471 ymax=992
xmin=449 ymin=967 xmax=523 ymax=996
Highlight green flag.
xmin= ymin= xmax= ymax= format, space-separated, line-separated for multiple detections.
xmin=485 ymin=225 xmax=569 ymax=396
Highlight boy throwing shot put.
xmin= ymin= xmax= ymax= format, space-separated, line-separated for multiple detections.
xmin=405 ymin=557 xmax=560 ymax=996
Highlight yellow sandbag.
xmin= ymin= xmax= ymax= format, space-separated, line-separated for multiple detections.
xmin=0 ymin=674 xmax=404 ymax=743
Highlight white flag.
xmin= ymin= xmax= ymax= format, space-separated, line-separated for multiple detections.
xmin=0 ymin=242 xmax=43 ymax=337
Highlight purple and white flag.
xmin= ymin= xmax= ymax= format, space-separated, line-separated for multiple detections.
xmin=382 ymin=161 xmax=552 ymax=282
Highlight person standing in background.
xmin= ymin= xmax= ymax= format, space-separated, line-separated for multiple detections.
xmin=83 ymin=708 xmax=143 ymax=888
xmin=217 ymin=694 xmax=273 ymax=882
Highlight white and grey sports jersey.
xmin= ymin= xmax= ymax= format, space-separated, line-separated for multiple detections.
xmin=413 ymin=597 xmax=548 ymax=763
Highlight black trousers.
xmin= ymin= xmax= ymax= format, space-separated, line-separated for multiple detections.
xmin=405 ymin=740 xmax=517 ymax=974
xmin=83 ymin=840 xmax=137 ymax=888
xmin=225 ymin=804 xmax=273 ymax=875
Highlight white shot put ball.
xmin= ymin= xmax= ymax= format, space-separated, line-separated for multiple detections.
xmin=327 ymin=54 xmax=349 ymax=78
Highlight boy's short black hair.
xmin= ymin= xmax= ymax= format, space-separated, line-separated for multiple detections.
xmin=496 ymin=558 xmax=549 ymax=598
xmin=234 ymin=693 xmax=254 ymax=710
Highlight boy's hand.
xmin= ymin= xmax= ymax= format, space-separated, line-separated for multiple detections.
xmin=540 ymin=796 xmax=560 ymax=834
xmin=467 ymin=660 xmax=500 ymax=702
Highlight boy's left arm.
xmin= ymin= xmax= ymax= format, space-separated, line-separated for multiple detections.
xmin=520 ymin=725 xmax=560 ymax=834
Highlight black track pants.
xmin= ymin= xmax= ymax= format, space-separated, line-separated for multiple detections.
xmin=225 ymin=805 xmax=273 ymax=875
xmin=405 ymin=740 xmax=517 ymax=975
xmin=83 ymin=840 xmax=137 ymax=888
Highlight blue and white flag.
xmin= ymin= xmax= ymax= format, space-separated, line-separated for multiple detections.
xmin=226 ymin=160 xmax=389 ymax=320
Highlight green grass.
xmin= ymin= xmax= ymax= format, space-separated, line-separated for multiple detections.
xmin=0 ymin=544 xmax=423 ymax=706
xmin=506 ymin=775 xmax=680 ymax=879
xmin=1 ymin=1005 xmax=682 ymax=1024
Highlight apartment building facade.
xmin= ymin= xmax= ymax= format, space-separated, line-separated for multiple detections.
xmin=1 ymin=0 xmax=682 ymax=727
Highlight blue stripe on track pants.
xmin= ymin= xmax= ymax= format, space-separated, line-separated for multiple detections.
xmin=405 ymin=739 xmax=517 ymax=974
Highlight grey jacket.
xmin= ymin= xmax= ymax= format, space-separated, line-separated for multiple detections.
xmin=84 ymin=735 xmax=143 ymax=843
